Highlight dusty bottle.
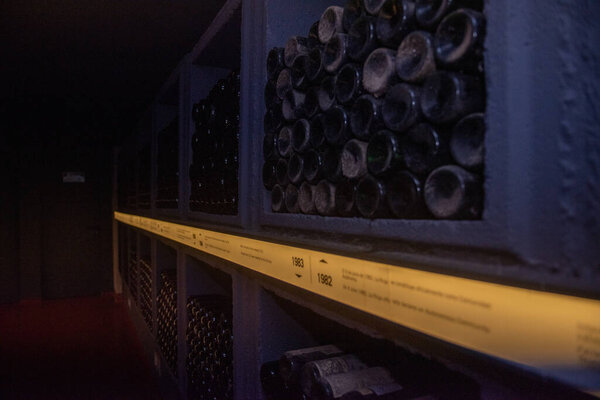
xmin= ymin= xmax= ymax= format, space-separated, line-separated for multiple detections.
xmin=282 ymin=89 xmax=307 ymax=121
xmin=277 ymin=126 xmax=294 ymax=158
xmin=381 ymin=83 xmax=422 ymax=132
xmin=284 ymin=36 xmax=310 ymax=67
xmin=264 ymin=106 xmax=283 ymax=135
xmin=319 ymin=6 xmax=345 ymax=43
xmin=276 ymin=68 xmax=293 ymax=99
xmin=364 ymin=0 xmax=387 ymax=15
xmin=386 ymin=171 xmax=427 ymax=218
xmin=356 ymin=175 xmax=389 ymax=218
xmin=342 ymin=139 xmax=369 ymax=179
xmin=291 ymin=55 xmax=309 ymax=90
xmin=395 ymin=30 xmax=436 ymax=83
xmin=335 ymin=63 xmax=364 ymax=105
xmin=275 ymin=158 xmax=290 ymax=186
xmin=306 ymin=47 xmax=327 ymax=82
xmin=335 ymin=179 xmax=358 ymax=216
xmin=299 ymin=182 xmax=318 ymax=214
xmin=323 ymin=105 xmax=352 ymax=146
xmin=343 ymin=0 xmax=366 ymax=32
xmin=263 ymin=161 xmax=277 ymax=191
xmin=267 ymin=47 xmax=285 ymax=79
xmin=350 ymin=95 xmax=384 ymax=140
xmin=285 ymin=184 xmax=301 ymax=213
xmin=362 ymin=48 xmax=397 ymax=97
xmin=415 ymin=0 xmax=483 ymax=29
xmin=271 ymin=184 xmax=287 ymax=213
xmin=435 ymin=9 xmax=486 ymax=73
xmin=292 ymin=119 xmax=312 ymax=153
xmin=315 ymin=180 xmax=338 ymax=216
xmin=302 ymin=86 xmax=321 ymax=119
xmin=322 ymin=146 xmax=344 ymax=183
xmin=424 ymin=164 xmax=482 ymax=219
xmin=348 ymin=16 xmax=379 ymax=62
xmin=402 ymin=123 xmax=449 ymax=176
xmin=287 ymin=153 xmax=305 ymax=185
xmin=301 ymin=354 xmax=368 ymax=397
xmin=310 ymin=114 xmax=327 ymax=149
xmin=366 ymin=130 xmax=404 ymax=176
xmin=450 ymin=113 xmax=485 ymax=170
xmin=303 ymin=149 xmax=324 ymax=183
xmin=280 ymin=345 xmax=345 ymax=386
xmin=420 ymin=71 xmax=484 ymax=124
xmin=376 ymin=0 xmax=416 ymax=46
xmin=323 ymin=33 xmax=353 ymax=73
xmin=318 ymin=77 xmax=337 ymax=113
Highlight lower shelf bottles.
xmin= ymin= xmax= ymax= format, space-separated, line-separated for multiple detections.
xmin=185 ymin=295 xmax=234 ymax=400
xmin=157 ymin=270 xmax=178 ymax=376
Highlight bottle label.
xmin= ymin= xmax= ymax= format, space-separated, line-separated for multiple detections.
xmin=324 ymin=367 xmax=395 ymax=398
xmin=285 ymin=344 xmax=342 ymax=358
xmin=310 ymin=354 xmax=367 ymax=379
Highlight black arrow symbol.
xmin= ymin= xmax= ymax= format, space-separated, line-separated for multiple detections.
xmin=319 ymin=259 xmax=328 ymax=264
xmin=295 ymin=274 xmax=302 ymax=278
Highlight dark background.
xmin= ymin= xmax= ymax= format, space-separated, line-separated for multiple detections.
xmin=0 ymin=0 xmax=224 ymax=302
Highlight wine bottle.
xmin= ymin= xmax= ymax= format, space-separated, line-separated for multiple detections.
xmin=262 ymin=160 xmax=277 ymax=190
xmin=366 ymin=130 xmax=404 ymax=176
xmin=292 ymin=118 xmax=311 ymax=153
xmin=386 ymin=170 xmax=427 ymax=218
xmin=284 ymin=36 xmax=310 ymax=67
xmin=279 ymin=345 xmax=345 ymax=386
xmin=306 ymin=47 xmax=327 ymax=83
xmin=301 ymin=354 xmax=368 ymax=397
xmin=342 ymin=139 xmax=369 ymax=179
xmin=303 ymin=86 xmax=321 ymax=119
xmin=265 ymin=79 xmax=281 ymax=109
xmin=435 ymin=9 xmax=485 ymax=73
xmin=322 ymin=146 xmax=344 ymax=182
xmin=450 ymin=113 xmax=485 ymax=170
xmin=348 ymin=16 xmax=379 ymax=62
xmin=271 ymin=184 xmax=287 ymax=213
xmin=314 ymin=367 xmax=398 ymax=399
xmin=323 ymin=33 xmax=352 ymax=73
xmin=318 ymin=75 xmax=338 ymax=112
xmin=285 ymin=184 xmax=301 ymax=213
xmin=299 ymin=182 xmax=318 ymax=214
xmin=401 ymin=123 xmax=449 ymax=176
xmin=415 ymin=0 xmax=483 ymax=29
xmin=264 ymin=106 xmax=283 ymax=135
xmin=362 ymin=48 xmax=397 ymax=97
xmin=323 ymin=105 xmax=352 ymax=146
xmin=267 ymin=47 xmax=285 ymax=79
xmin=277 ymin=126 xmax=294 ymax=158
xmin=276 ymin=158 xmax=290 ymax=186
xmin=315 ymin=180 xmax=338 ymax=216
xmin=424 ymin=165 xmax=482 ymax=219
xmin=287 ymin=153 xmax=305 ymax=185
xmin=395 ymin=30 xmax=436 ymax=83
xmin=319 ymin=6 xmax=345 ymax=43
xmin=421 ymin=71 xmax=484 ymax=124
xmin=263 ymin=133 xmax=278 ymax=161
xmin=282 ymin=89 xmax=307 ymax=121
xmin=356 ymin=175 xmax=389 ymax=218
xmin=308 ymin=20 xmax=321 ymax=48
xmin=303 ymin=149 xmax=324 ymax=183
xmin=335 ymin=63 xmax=364 ymax=104
xmin=291 ymin=55 xmax=309 ymax=90
xmin=335 ymin=179 xmax=358 ymax=216
xmin=343 ymin=0 xmax=366 ymax=32
xmin=310 ymin=114 xmax=327 ymax=149
xmin=381 ymin=83 xmax=422 ymax=132
xmin=276 ymin=68 xmax=293 ymax=99
xmin=350 ymin=94 xmax=384 ymax=140
xmin=375 ymin=0 xmax=416 ymax=46
xmin=364 ymin=0 xmax=387 ymax=15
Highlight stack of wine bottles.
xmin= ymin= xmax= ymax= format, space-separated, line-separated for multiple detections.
xmin=138 ymin=144 xmax=152 ymax=209
xmin=261 ymin=344 xmax=432 ymax=400
xmin=128 ymin=246 xmax=138 ymax=300
xmin=139 ymin=257 xmax=153 ymax=330
xmin=263 ymin=0 xmax=486 ymax=220
xmin=189 ymin=70 xmax=240 ymax=216
xmin=185 ymin=295 xmax=234 ymax=400
xmin=157 ymin=270 xmax=178 ymax=376
xmin=156 ymin=118 xmax=179 ymax=209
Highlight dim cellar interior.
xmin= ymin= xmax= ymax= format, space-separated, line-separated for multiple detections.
xmin=1 ymin=0 xmax=599 ymax=400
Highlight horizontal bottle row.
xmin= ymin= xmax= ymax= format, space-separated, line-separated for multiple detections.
xmin=139 ymin=258 xmax=153 ymax=331
xmin=157 ymin=270 xmax=178 ymax=377
xmin=186 ymin=295 xmax=234 ymax=400
xmin=190 ymin=70 xmax=241 ymax=216
xmin=262 ymin=343 xmax=480 ymax=400
xmin=263 ymin=0 xmax=486 ymax=220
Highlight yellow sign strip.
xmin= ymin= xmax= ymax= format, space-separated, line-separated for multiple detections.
xmin=115 ymin=211 xmax=600 ymax=395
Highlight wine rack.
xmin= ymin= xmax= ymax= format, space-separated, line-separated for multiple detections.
xmin=114 ymin=0 xmax=600 ymax=399
xmin=157 ymin=269 xmax=178 ymax=377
